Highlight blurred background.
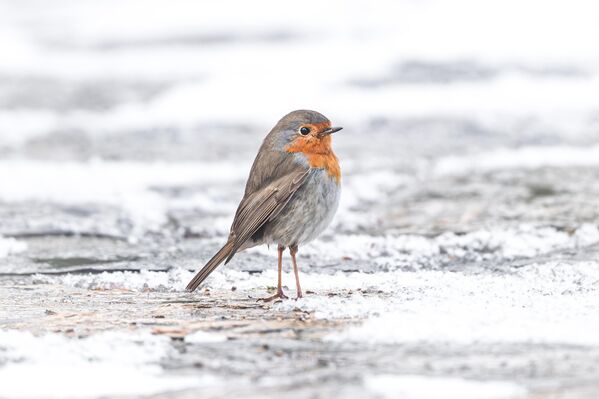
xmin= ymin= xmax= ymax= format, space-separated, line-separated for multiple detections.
xmin=1 ymin=0 xmax=599 ymax=239
xmin=1 ymin=1 xmax=599 ymax=398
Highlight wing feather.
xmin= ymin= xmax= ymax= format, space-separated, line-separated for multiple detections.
xmin=186 ymin=157 xmax=309 ymax=291
xmin=225 ymin=168 xmax=309 ymax=262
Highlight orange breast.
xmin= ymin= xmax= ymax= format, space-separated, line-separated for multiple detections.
xmin=285 ymin=135 xmax=341 ymax=184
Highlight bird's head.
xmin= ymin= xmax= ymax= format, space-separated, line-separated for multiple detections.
xmin=269 ymin=110 xmax=342 ymax=155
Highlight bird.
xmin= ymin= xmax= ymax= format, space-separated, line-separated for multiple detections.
xmin=186 ymin=110 xmax=342 ymax=300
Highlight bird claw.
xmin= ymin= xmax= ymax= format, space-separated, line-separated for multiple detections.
xmin=257 ymin=290 xmax=288 ymax=302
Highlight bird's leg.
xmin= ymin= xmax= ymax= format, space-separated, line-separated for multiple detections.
xmin=275 ymin=244 xmax=288 ymax=298
xmin=257 ymin=244 xmax=288 ymax=301
xmin=289 ymin=245 xmax=303 ymax=299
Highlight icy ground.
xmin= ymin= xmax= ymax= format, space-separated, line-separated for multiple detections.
xmin=2 ymin=0 xmax=599 ymax=398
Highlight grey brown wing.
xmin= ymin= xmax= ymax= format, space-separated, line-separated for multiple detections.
xmin=226 ymin=167 xmax=310 ymax=262
xmin=185 ymin=164 xmax=309 ymax=292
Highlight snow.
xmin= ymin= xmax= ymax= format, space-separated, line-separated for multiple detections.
xmin=303 ymin=224 xmax=599 ymax=266
xmin=1 ymin=0 xmax=599 ymax=140
xmin=0 ymin=236 xmax=27 ymax=258
xmin=0 ymin=159 xmax=242 ymax=232
xmin=36 ymin=222 xmax=599 ymax=291
xmin=326 ymin=261 xmax=599 ymax=346
xmin=35 ymin=252 xmax=599 ymax=346
xmin=185 ymin=330 xmax=227 ymax=344
xmin=436 ymin=144 xmax=599 ymax=175
xmin=0 ymin=330 xmax=215 ymax=399
xmin=364 ymin=375 xmax=527 ymax=399
xmin=1 ymin=72 xmax=598 ymax=141
xmin=34 ymin=267 xmax=195 ymax=292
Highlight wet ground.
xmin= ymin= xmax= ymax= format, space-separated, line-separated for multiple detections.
xmin=2 ymin=1 xmax=599 ymax=398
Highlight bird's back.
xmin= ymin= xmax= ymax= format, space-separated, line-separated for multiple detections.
xmin=243 ymin=140 xmax=302 ymax=198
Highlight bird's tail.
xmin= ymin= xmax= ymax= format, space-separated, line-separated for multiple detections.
xmin=186 ymin=240 xmax=235 ymax=292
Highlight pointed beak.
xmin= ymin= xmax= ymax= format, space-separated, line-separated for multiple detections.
xmin=319 ymin=126 xmax=343 ymax=137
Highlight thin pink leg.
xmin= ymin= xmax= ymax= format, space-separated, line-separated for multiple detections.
xmin=289 ymin=245 xmax=303 ymax=299
xmin=257 ymin=245 xmax=288 ymax=301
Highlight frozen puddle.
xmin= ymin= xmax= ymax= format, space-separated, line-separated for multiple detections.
xmin=0 ymin=330 xmax=217 ymax=399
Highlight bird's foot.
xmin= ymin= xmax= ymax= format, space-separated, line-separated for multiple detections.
xmin=257 ymin=290 xmax=288 ymax=302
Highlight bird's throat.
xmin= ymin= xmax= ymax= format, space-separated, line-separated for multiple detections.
xmin=285 ymin=136 xmax=341 ymax=184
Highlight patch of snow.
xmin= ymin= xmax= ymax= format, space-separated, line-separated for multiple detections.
xmin=364 ymin=375 xmax=527 ymax=399
xmin=0 ymin=330 xmax=216 ymax=399
xmin=304 ymin=224 xmax=599 ymax=267
xmin=0 ymin=159 xmax=243 ymax=233
xmin=185 ymin=330 xmax=227 ymax=344
xmin=0 ymin=236 xmax=27 ymax=258
xmin=0 ymin=111 xmax=58 ymax=147
xmin=327 ymin=261 xmax=599 ymax=346
xmin=277 ymin=294 xmax=392 ymax=320
xmin=34 ymin=267 xmax=195 ymax=292
xmin=435 ymin=144 xmax=599 ymax=175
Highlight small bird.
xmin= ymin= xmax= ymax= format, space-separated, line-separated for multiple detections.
xmin=186 ymin=110 xmax=342 ymax=300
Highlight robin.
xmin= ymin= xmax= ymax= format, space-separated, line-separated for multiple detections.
xmin=186 ymin=110 xmax=342 ymax=300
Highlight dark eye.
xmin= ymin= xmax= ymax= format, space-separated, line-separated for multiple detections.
xmin=299 ymin=127 xmax=310 ymax=135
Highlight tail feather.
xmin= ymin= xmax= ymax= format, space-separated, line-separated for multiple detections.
xmin=186 ymin=240 xmax=235 ymax=292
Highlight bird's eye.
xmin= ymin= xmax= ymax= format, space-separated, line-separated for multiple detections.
xmin=299 ymin=127 xmax=310 ymax=135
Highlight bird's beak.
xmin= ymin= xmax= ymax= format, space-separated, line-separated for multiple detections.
xmin=319 ymin=126 xmax=343 ymax=137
